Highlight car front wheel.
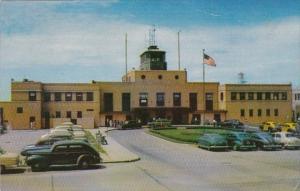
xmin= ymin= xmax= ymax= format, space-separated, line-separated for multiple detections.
xmin=0 ymin=165 xmax=5 ymax=174
xmin=31 ymin=162 xmax=48 ymax=172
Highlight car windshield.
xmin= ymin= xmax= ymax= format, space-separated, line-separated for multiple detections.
xmin=257 ymin=133 xmax=273 ymax=140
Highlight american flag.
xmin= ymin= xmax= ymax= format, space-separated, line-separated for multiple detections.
xmin=203 ymin=53 xmax=216 ymax=66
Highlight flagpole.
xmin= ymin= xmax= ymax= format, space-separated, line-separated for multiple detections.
xmin=202 ymin=49 xmax=205 ymax=125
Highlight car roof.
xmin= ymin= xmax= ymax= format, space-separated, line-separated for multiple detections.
xmin=52 ymin=140 xmax=90 ymax=147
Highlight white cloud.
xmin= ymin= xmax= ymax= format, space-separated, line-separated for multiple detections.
xmin=0 ymin=10 xmax=299 ymax=88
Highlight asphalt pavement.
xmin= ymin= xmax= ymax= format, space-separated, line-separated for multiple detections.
xmin=1 ymin=129 xmax=300 ymax=191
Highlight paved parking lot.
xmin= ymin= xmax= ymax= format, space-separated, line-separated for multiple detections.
xmin=1 ymin=129 xmax=300 ymax=191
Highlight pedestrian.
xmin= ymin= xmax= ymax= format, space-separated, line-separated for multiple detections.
xmin=109 ymin=119 xmax=112 ymax=127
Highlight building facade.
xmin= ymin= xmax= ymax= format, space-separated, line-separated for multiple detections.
xmin=0 ymin=45 xmax=293 ymax=129
xmin=292 ymin=88 xmax=300 ymax=121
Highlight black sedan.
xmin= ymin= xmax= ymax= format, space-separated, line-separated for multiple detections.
xmin=25 ymin=140 xmax=102 ymax=172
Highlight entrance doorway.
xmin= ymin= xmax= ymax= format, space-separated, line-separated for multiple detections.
xmin=29 ymin=116 xmax=36 ymax=129
xmin=105 ymin=115 xmax=113 ymax=126
xmin=191 ymin=114 xmax=201 ymax=124
xmin=214 ymin=114 xmax=221 ymax=123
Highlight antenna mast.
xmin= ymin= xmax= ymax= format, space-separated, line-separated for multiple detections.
xmin=149 ymin=25 xmax=156 ymax=46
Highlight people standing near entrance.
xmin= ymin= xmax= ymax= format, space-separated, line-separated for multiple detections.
xmin=30 ymin=121 xmax=33 ymax=130
xmin=109 ymin=120 xmax=112 ymax=127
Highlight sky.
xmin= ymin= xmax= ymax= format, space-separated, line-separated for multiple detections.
xmin=0 ymin=0 xmax=299 ymax=100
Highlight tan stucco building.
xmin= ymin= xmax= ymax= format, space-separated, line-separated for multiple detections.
xmin=0 ymin=45 xmax=293 ymax=129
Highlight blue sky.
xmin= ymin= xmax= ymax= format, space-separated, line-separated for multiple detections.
xmin=0 ymin=0 xmax=299 ymax=100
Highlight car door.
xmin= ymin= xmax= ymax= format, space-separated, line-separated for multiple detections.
xmin=68 ymin=144 xmax=86 ymax=164
xmin=273 ymin=134 xmax=281 ymax=143
xmin=51 ymin=145 xmax=70 ymax=165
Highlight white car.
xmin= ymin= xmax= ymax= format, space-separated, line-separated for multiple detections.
xmin=273 ymin=132 xmax=300 ymax=149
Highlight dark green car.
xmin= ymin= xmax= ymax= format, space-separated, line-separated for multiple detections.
xmin=249 ymin=132 xmax=282 ymax=150
xmin=121 ymin=120 xmax=142 ymax=130
xmin=148 ymin=119 xmax=172 ymax=129
xmin=221 ymin=132 xmax=256 ymax=151
xmin=25 ymin=140 xmax=102 ymax=172
xmin=198 ymin=134 xmax=229 ymax=151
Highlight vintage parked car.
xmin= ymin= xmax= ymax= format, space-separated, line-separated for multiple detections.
xmin=148 ymin=119 xmax=172 ymax=129
xmin=220 ymin=119 xmax=244 ymax=129
xmin=49 ymin=129 xmax=74 ymax=137
xmin=259 ymin=121 xmax=279 ymax=132
xmin=71 ymin=125 xmax=87 ymax=138
xmin=25 ymin=140 xmax=102 ymax=172
xmin=0 ymin=125 xmax=6 ymax=134
xmin=54 ymin=125 xmax=73 ymax=131
xmin=280 ymin=123 xmax=297 ymax=132
xmin=0 ymin=147 xmax=19 ymax=173
xmin=21 ymin=135 xmax=72 ymax=156
xmin=121 ymin=120 xmax=142 ymax=130
xmin=249 ymin=132 xmax=281 ymax=150
xmin=198 ymin=134 xmax=229 ymax=151
xmin=272 ymin=132 xmax=300 ymax=149
xmin=221 ymin=132 xmax=256 ymax=151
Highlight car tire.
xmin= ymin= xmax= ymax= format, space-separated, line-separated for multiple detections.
xmin=78 ymin=158 xmax=90 ymax=169
xmin=0 ymin=165 xmax=5 ymax=174
xmin=233 ymin=145 xmax=238 ymax=151
xmin=31 ymin=162 xmax=48 ymax=172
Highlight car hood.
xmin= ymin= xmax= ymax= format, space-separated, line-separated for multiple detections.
xmin=26 ymin=148 xmax=52 ymax=155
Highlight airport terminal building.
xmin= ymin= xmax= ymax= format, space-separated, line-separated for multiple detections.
xmin=0 ymin=45 xmax=293 ymax=129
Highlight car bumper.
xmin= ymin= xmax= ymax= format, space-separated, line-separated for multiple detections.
xmin=208 ymin=145 xmax=230 ymax=149
xmin=237 ymin=145 xmax=257 ymax=150
xmin=262 ymin=144 xmax=281 ymax=150
xmin=284 ymin=143 xmax=300 ymax=149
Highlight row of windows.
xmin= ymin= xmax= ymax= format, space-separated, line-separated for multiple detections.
xmin=44 ymin=111 xmax=83 ymax=118
xmin=43 ymin=92 xmax=94 ymax=102
xmin=140 ymin=75 xmax=179 ymax=80
xmin=227 ymin=92 xmax=287 ymax=101
xmin=295 ymin=93 xmax=300 ymax=100
xmin=240 ymin=109 xmax=279 ymax=117
xmin=103 ymin=92 xmax=213 ymax=112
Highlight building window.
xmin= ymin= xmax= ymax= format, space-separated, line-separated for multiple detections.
xmin=17 ymin=107 xmax=23 ymax=113
xmin=86 ymin=109 xmax=94 ymax=111
xmin=220 ymin=92 xmax=224 ymax=101
xmin=274 ymin=109 xmax=279 ymax=116
xmin=122 ymin=93 xmax=131 ymax=112
xmin=76 ymin=92 xmax=83 ymax=101
xmin=266 ymin=109 xmax=270 ymax=116
xmin=156 ymin=92 xmax=165 ymax=106
xmin=240 ymin=92 xmax=245 ymax=100
xmin=29 ymin=91 xmax=37 ymax=101
xmin=44 ymin=92 xmax=51 ymax=102
xmin=258 ymin=109 xmax=262 ymax=117
xmin=44 ymin=112 xmax=50 ymax=118
xmin=273 ymin=92 xmax=279 ymax=100
xmin=240 ymin=109 xmax=245 ymax=117
xmin=66 ymin=111 xmax=72 ymax=118
xmin=205 ymin=93 xmax=213 ymax=111
xmin=141 ymin=75 xmax=146 ymax=80
xmin=103 ymin=93 xmax=113 ymax=112
xmin=265 ymin=92 xmax=271 ymax=100
xmin=77 ymin=111 xmax=82 ymax=118
xmin=65 ymin=92 xmax=72 ymax=101
xmin=248 ymin=92 xmax=254 ymax=100
xmin=257 ymin=92 xmax=262 ymax=100
xmin=86 ymin=92 xmax=94 ymax=101
xmin=55 ymin=92 xmax=62 ymax=101
xmin=56 ymin=111 xmax=61 ymax=118
xmin=175 ymin=75 xmax=179 ymax=80
xmin=281 ymin=92 xmax=287 ymax=100
xmin=249 ymin=109 xmax=253 ymax=117
xmin=173 ymin=93 xmax=181 ymax=106
xmin=158 ymin=75 xmax=163 ymax=80
xmin=189 ymin=93 xmax=197 ymax=111
xmin=139 ymin=92 xmax=148 ymax=107
xmin=296 ymin=93 xmax=300 ymax=100
xmin=231 ymin=92 xmax=237 ymax=100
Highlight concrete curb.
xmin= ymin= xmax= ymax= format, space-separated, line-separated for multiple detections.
xmin=89 ymin=128 xmax=141 ymax=164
